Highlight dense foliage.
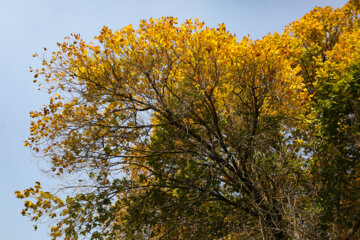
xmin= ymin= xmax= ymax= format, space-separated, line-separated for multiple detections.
xmin=16 ymin=2 xmax=360 ymax=239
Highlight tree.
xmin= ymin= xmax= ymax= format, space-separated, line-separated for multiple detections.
xmin=287 ymin=3 xmax=360 ymax=238
xmin=16 ymin=2 xmax=360 ymax=239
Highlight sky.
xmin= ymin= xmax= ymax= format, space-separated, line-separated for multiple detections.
xmin=0 ymin=0 xmax=348 ymax=239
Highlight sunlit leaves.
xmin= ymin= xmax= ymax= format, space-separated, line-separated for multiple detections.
xmin=16 ymin=3 xmax=360 ymax=239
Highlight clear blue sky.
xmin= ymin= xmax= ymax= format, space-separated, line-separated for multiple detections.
xmin=0 ymin=0 xmax=347 ymax=239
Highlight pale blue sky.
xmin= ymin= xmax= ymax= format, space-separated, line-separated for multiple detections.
xmin=0 ymin=0 xmax=347 ymax=239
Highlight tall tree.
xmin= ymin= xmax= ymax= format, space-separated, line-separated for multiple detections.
xmin=16 ymin=2 xmax=360 ymax=239
xmin=287 ymin=2 xmax=360 ymax=238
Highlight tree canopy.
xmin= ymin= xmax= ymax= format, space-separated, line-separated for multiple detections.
xmin=16 ymin=2 xmax=360 ymax=239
